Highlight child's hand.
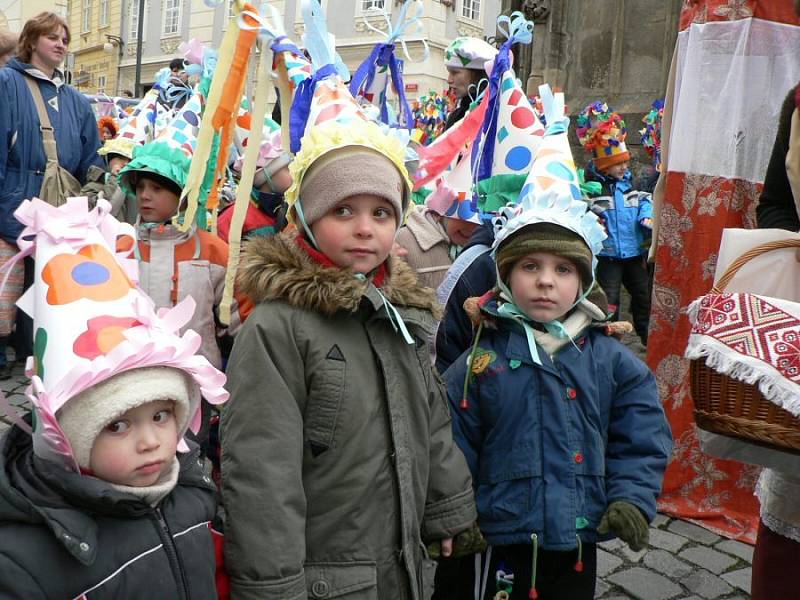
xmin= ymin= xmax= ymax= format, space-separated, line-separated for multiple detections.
xmin=640 ymin=218 xmax=653 ymax=229
xmin=597 ymin=501 xmax=649 ymax=551
xmin=425 ymin=523 xmax=487 ymax=559
xmin=425 ymin=537 xmax=453 ymax=559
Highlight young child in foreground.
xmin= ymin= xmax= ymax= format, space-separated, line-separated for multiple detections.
xmin=0 ymin=197 xmax=228 ymax=598
xmin=445 ymin=190 xmax=672 ymax=599
xmin=221 ymin=112 xmax=480 ymax=598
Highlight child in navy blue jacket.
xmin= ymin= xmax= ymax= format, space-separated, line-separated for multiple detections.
xmin=577 ymin=102 xmax=653 ymax=344
xmin=444 ymin=182 xmax=671 ymax=599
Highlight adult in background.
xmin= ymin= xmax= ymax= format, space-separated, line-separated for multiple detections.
xmin=0 ymin=29 xmax=16 ymax=67
xmin=443 ymin=37 xmax=497 ymax=131
xmin=753 ymin=68 xmax=800 ymax=600
xmin=0 ymin=12 xmax=102 ymax=364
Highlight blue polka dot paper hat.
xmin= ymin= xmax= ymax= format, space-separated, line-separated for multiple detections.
xmin=492 ymin=85 xmax=606 ymax=271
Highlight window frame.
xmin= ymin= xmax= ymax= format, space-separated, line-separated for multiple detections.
xmin=460 ymin=0 xmax=481 ymax=22
xmin=81 ymin=0 xmax=92 ymax=33
xmin=162 ymin=0 xmax=182 ymax=37
xmin=99 ymin=0 xmax=109 ymax=26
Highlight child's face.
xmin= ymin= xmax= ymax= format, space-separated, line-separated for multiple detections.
xmin=258 ymin=165 xmax=293 ymax=195
xmin=311 ymin=194 xmax=397 ymax=274
xmin=603 ymin=161 xmax=629 ymax=180
xmin=442 ymin=217 xmax=479 ymax=247
xmin=90 ymin=400 xmax=178 ymax=487
xmin=136 ymin=177 xmax=180 ymax=223
xmin=509 ymin=252 xmax=581 ymax=323
xmin=447 ymin=67 xmax=479 ymax=99
xmin=109 ymin=156 xmax=130 ymax=176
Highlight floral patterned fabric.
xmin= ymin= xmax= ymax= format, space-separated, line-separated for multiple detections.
xmin=649 ymin=171 xmax=762 ymax=542
xmin=649 ymin=0 xmax=800 ymax=544
xmin=680 ymin=0 xmax=800 ymax=30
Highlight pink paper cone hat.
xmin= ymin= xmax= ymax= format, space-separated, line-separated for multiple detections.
xmin=0 ymin=197 xmax=228 ymax=473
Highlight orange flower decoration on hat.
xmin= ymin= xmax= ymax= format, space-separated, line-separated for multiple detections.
xmin=42 ymin=244 xmax=134 ymax=305
xmin=73 ymin=315 xmax=142 ymax=360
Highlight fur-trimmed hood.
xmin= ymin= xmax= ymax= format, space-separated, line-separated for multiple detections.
xmin=238 ymin=231 xmax=441 ymax=319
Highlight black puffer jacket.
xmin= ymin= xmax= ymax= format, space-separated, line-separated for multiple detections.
xmin=0 ymin=424 xmax=219 ymax=599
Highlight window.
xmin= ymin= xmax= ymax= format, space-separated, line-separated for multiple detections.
xmin=163 ymin=0 xmax=182 ymax=36
xmin=361 ymin=0 xmax=385 ymax=10
xmin=461 ymin=0 xmax=480 ymax=21
xmin=129 ymin=0 xmax=140 ymax=39
xmin=81 ymin=0 xmax=92 ymax=32
xmin=100 ymin=0 xmax=109 ymax=26
xmin=97 ymin=74 xmax=107 ymax=91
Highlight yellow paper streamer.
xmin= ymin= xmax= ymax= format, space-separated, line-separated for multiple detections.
xmin=219 ymin=38 xmax=274 ymax=325
xmin=179 ymin=13 xmax=241 ymax=231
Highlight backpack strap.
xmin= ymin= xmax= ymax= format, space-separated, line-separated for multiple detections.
xmin=23 ymin=76 xmax=59 ymax=164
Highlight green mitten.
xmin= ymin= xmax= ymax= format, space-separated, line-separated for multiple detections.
xmin=452 ymin=522 xmax=487 ymax=557
xmin=597 ymin=501 xmax=649 ymax=551
xmin=426 ymin=523 xmax=487 ymax=559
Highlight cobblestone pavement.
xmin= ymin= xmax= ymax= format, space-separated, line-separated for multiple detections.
xmin=0 ymin=344 xmax=754 ymax=599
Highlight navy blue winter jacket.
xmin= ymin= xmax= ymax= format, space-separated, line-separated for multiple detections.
xmin=0 ymin=59 xmax=102 ymax=243
xmin=585 ymin=162 xmax=652 ymax=259
xmin=444 ymin=297 xmax=672 ymax=550
xmin=434 ymin=223 xmax=495 ymax=374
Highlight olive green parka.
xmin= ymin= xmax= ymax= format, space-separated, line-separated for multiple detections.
xmin=221 ymin=232 xmax=476 ymax=600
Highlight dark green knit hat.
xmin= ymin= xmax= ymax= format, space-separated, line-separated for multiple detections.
xmin=496 ymin=222 xmax=594 ymax=290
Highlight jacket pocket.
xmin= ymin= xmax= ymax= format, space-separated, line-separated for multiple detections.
xmin=576 ymin=449 xmax=607 ymax=530
xmin=304 ymin=352 xmax=347 ymax=456
xmin=417 ymin=557 xmax=437 ymax=600
xmin=305 ymin=561 xmax=377 ymax=599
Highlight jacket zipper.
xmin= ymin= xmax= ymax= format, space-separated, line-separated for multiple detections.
xmin=152 ymin=508 xmax=191 ymax=599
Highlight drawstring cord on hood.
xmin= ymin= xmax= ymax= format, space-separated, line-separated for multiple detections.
xmin=354 ymin=273 xmax=415 ymax=345
xmin=574 ymin=534 xmax=584 ymax=573
xmin=295 ymin=198 xmax=414 ymax=346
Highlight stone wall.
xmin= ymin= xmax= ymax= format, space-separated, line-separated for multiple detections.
xmin=501 ymin=0 xmax=682 ymax=181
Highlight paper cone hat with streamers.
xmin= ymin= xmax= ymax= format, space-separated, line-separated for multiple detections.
xmin=285 ymin=0 xmax=411 ymax=221
xmin=493 ymin=84 xmax=604 ymax=268
xmin=426 ymin=141 xmax=482 ymax=224
xmin=471 ymin=12 xmax=541 ymax=214
xmin=0 ymin=197 xmax=228 ymax=473
xmin=99 ymin=87 xmax=162 ymax=161
xmin=119 ymin=91 xmax=204 ymax=196
xmin=576 ymin=101 xmax=630 ymax=171
xmin=348 ymin=0 xmax=427 ymax=130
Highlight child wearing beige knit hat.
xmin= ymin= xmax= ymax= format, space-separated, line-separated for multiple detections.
xmin=220 ymin=2 xmax=479 ymax=597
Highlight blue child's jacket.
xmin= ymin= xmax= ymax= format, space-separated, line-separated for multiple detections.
xmin=444 ymin=297 xmax=672 ymax=550
xmin=585 ymin=161 xmax=652 ymax=259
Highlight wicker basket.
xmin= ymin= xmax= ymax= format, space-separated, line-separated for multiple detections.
xmin=689 ymin=239 xmax=800 ymax=453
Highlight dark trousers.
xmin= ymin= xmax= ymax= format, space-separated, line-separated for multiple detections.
xmin=10 ymin=257 xmax=34 ymax=361
xmin=752 ymin=519 xmax=799 ymax=600
xmin=433 ymin=543 xmax=597 ymax=600
xmin=596 ymin=255 xmax=651 ymax=344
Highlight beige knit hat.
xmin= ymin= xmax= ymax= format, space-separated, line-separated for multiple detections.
xmin=57 ymin=367 xmax=196 ymax=469
xmin=496 ymin=222 xmax=594 ymax=290
xmin=295 ymin=146 xmax=408 ymax=228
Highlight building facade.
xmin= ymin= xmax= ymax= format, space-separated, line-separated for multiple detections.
xmin=66 ymin=0 xmax=125 ymax=94
xmin=113 ymin=0 xmax=500 ymax=99
xmin=0 ymin=0 xmax=69 ymax=33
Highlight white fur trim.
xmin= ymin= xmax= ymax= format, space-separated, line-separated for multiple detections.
xmin=57 ymin=367 xmax=194 ymax=469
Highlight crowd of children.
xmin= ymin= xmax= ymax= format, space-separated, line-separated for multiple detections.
xmin=0 ymin=4 xmax=678 ymax=600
